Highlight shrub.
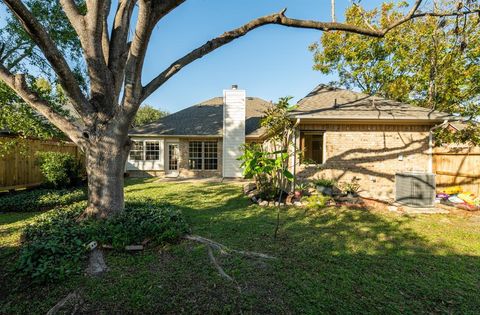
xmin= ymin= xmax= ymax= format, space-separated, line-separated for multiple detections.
xmin=36 ymin=151 xmax=84 ymax=188
xmin=313 ymin=177 xmax=336 ymax=188
xmin=305 ymin=194 xmax=332 ymax=210
xmin=0 ymin=187 xmax=87 ymax=212
xmin=16 ymin=200 xmax=189 ymax=283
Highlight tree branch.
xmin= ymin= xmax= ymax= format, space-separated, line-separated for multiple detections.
xmin=142 ymin=7 xmax=383 ymax=101
xmin=108 ymin=0 xmax=136 ymax=101
xmin=3 ymin=0 xmax=92 ymax=120
xmin=0 ymin=64 xmax=86 ymax=147
xmin=123 ymin=0 xmax=185 ymax=111
xmin=142 ymin=1 xmax=480 ymax=101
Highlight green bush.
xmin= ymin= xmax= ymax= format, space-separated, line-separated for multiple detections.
xmin=0 ymin=187 xmax=87 ymax=212
xmin=36 ymin=151 xmax=84 ymax=188
xmin=16 ymin=199 xmax=189 ymax=283
xmin=312 ymin=177 xmax=336 ymax=188
xmin=305 ymin=194 xmax=332 ymax=210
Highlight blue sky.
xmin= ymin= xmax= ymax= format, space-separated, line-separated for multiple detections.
xmin=1 ymin=1 xmax=419 ymax=113
xmin=140 ymin=0 xmax=394 ymax=113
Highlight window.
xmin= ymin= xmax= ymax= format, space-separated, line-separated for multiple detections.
xmin=145 ymin=141 xmax=160 ymax=160
xmin=189 ymin=141 xmax=203 ymax=170
xmin=189 ymin=141 xmax=218 ymax=170
xmin=129 ymin=141 xmax=144 ymax=160
xmin=300 ymin=132 xmax=324 ymax=164
xmin=204 ymin=141 xmax=218 ymax=170
xmin=129 ymin=140 xmax=160 ymax=161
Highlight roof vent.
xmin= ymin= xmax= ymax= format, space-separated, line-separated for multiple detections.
xmin=231 ymin=84 xmax=238 ymax=90
xmin=333 ymin=98 xmax=338 ymax=108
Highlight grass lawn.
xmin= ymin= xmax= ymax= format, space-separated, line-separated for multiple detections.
xmin=1 ymin=178 xmax=480 ymax=314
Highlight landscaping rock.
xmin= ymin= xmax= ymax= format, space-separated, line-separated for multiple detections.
xmin=247 ymin=189 xmax=258 ymax=198
xmin=387 ymin=205 xmax=398 ymax=212
xmin=125 ymin=245 xmax=144 ymax=251
xmin=293 ymin=201 xmax=302 ymax=207
xmin=243 ymin=183 xmax=256 ymax=194
xmin=259 ymin=201 xmax=269 ymax=207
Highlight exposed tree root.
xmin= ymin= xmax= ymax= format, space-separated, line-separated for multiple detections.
xmin=85 ymin=248 xmax=108 ymax=276
xmin=184 ymin=235 xmax=276 ymax=259
xmin=46 ymin=291 xmax=83 ymax=315
xmin=184 ymin=234 xmax=276 ymax=293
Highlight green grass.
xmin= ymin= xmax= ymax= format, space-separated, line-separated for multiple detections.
xmin=1 ymin=178 xmax=480 ymax=314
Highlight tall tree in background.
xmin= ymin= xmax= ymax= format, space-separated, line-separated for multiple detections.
xmin=133 ymin=104 xmax=168 ymax=128
xmin=0 ymin=0 xmax=83 ymax=154
xmin=310 ymin=0 xmax=480 ymax=118
xmin=0 ymin=0 xmax=477 ymax=218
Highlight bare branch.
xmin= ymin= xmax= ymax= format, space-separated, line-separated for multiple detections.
xmin=59 ymin=0 xmax=114 ymax=117
xmin=124 ymin=0 xmax=185 ymax=109
xmin=3 ymin=0 xmax=92 ymax=120
xmin=141 ymin=8 xmax=384 ymax=101
xmin=142 ymin=1 xmax=480 ymax=101
xmin=58 ymin=0 xmax=86 ymax=35
xmin=108 ymin=0 xmax=136 ymax=100
xmin=0 ymin=64 xmax=86 ymax=147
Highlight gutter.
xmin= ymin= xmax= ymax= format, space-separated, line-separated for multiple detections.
xmin=428 ymin=119 xmax=449 ymax=173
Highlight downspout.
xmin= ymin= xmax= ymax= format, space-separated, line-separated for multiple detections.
xmin=428 ymin=119 xmax=449 ymax=173
xmin=292 ymin=118 xmax=300 ymax=192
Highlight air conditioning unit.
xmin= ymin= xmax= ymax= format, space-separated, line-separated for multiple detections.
xmin=395 ymin=172 xmax=436 ymax=207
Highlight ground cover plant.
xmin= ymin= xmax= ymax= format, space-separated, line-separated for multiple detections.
xmin=1 ymin=179 xmax=480 ymax=314
xmin=0 ymin=187 xmax=87 ymax=212
xmin=15 ymin=198 xmax=188 ymax=284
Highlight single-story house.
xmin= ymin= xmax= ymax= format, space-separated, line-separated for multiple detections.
xmin=127 ymin=84 xmax=451 ymax=201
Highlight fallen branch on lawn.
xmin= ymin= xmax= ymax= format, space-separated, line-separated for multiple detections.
xmin=184 ymin=234 xmax=276 ymax=292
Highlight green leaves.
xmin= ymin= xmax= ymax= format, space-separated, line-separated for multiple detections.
xmin=311 ymin=1 xmax=480 ymax=117
xmin=16 ymin=198 xmax=189 ymax=283
xmin=133 ymin=104 xmax=169 ymax=128
xmin=35 ymin=151 xmax=84 ymax=188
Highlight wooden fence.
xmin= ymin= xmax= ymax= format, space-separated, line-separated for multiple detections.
xmin=0 ymin=137 xmax=81 ymax=191
xmin=433 ymin=145 xmax=480 ymax=195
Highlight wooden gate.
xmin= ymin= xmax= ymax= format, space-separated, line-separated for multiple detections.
xmin=0 ymin=137 xmax=81 ymax=191
xmin=433 ymin=145 xmax=480 ymax=195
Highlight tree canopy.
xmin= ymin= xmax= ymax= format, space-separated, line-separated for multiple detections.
xmin=133 ymin=104 xmax=168 ymax=128
xmin=0 ymin=0 xmax=83 ymax=154
xmin=310 ymin=1 xmax=480 ymax=144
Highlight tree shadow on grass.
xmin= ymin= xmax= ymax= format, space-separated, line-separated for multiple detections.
xmin=174 ymin=197 xmax=480 ymax=314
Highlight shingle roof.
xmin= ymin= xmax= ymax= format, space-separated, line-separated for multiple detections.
xmin=130 ymin=96 xmax=271 ymax=137
xmin=290 ymin=85 xmax=452 ymax=122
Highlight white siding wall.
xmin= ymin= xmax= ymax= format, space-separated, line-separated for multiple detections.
xmin=125 ymin=137 xmax=165 ymax=171
xmin=222 ymin=89 xmax=246 ymax=177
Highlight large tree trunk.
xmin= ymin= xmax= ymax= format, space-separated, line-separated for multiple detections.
xmin=83 ymin=132 xmax=130 ymax=219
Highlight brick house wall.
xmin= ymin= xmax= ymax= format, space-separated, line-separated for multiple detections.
xmin=295 ymin=123 xmax=432 ymax=201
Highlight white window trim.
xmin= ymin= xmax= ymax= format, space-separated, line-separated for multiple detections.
xmin=188 ymin=141 xmax=219 ymax=171
xmin=129 ymin=139 xmax=161 ymax=161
